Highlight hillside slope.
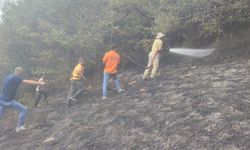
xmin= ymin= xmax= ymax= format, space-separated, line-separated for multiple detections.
xmin=1 ymin=50 xmax=250 ymax=150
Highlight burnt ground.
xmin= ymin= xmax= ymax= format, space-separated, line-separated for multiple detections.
xmin=1 ymin=50 xmax=250 ymax=150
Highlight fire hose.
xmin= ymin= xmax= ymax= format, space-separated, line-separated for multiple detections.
xmin=118 ymin=50 xmax=163 ymax=70
xmin=107 ymin=51 xmax=159 ymax=91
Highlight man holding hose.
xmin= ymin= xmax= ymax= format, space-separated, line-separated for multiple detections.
xmin=143 ymin=32 xmax=165 ymax=80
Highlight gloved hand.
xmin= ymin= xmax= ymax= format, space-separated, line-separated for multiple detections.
xmin=159 ymin=48 xmax=169 ymax=53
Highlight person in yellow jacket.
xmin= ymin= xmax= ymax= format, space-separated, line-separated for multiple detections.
xmin=143 ymin=32 xmax=165 ymax=80
xmin=66 ymin=57 xmax=85 ymax=105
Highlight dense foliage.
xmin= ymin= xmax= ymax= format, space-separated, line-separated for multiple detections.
xmin=0 ymin=0 xmax=249 ymax=87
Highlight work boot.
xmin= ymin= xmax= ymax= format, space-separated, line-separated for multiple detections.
xmin=66 ymin=100 xmax=72 ymax=107
xmin=16 ymin=126 xmax=26 ymax=132
xmin=118 ymin=89 xmax=125 ymax=93
xmin=143 ymin=76 xmax=151 ymax=81
xmin=70 ymin=97 xmax=78 ymax=102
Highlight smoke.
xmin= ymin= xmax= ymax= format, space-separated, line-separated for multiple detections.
xmin=169 ymin=48 xmax=215 ymax=58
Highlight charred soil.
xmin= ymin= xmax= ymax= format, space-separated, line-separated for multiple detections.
xmin=1 ymin=49 xmax=250 ymax=150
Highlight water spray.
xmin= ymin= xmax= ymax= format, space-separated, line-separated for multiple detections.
xmin=169 ymin=48 xmax=215 ymax=58
xmin=119 ymin=48 xmax=215 ymax=70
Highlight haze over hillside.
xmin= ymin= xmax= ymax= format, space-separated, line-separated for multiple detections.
xmin=0 ymin=0 xmax=250 ymax=149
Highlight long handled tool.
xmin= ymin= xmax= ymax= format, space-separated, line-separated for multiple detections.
xmin=119 ymin=51 xmax=159 ymax=70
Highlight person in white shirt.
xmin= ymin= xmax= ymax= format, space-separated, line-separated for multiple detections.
xmin=34 ymin=75 xmax=48 ymax=107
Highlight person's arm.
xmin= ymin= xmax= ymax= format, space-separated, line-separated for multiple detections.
xmin=118 ymin=54 xmax=121 ymax=64
xmin=77 ymin=66 xmax=86 ymax=80
xmin=160 ymin=41 xmax=169 ymax=53
xmin=38 ymin=77 xmax=44 ymax=82
xmin=23 ymin=80 xmax=45 ymax=86
xmin=103 ymin=53 xmax=108 ymax=64
xmin=158 ymin=40 xmax=163 ymax=52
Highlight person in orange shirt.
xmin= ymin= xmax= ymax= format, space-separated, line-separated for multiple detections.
xmin=66 ymin=57 xmax=85 ymax=105
xmin=102 ymin=49 xmax=124 ymax=100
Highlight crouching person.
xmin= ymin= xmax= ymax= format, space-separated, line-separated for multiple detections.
xmin=0 ymin=67 xmax=45 ymax=132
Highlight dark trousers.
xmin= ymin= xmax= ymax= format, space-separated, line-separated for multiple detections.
xmin=66 ymin=80 xmax=83 ymax=103
xmin=34 ymin=91 xmax=48 ymax=107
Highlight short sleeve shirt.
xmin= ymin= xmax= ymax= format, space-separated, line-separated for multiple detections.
xmin=70 ymin=63 xmax=84 ymax=80
xmin=151 ymin=39 xmax=163 ymax=53
xmin=0 ymin=74 xmax=23 ymax=102
xmin=103 ymin=50 xmax=120 ymax=74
